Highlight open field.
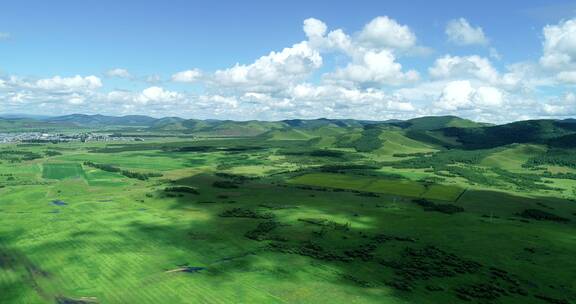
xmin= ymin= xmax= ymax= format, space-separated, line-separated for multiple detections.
xmin=42 ymin=163 xmax=86 ymax=180
xmin=1 ymin=120 xmax=576 ymax=304
xmin=290 ymin=173 xmax=464 ymax=201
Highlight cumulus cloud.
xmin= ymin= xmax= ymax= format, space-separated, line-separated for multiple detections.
xmin=303 ymin=17 xmax=424 ymax=88
xmin=171 ymin=69 xmax=202 ymax=83
xmin=286 ymin=83 xmax=414 ymax=108
xmin=213 ymin=41 xmax=322 ymax=92
xmin=541 ymin=92 xmax=576 ymax=116
xmin=304 ymin=18 xmax=353 ymax=54
xmin=303 ymin=18 xmax=328 ymax=38
xmin=6 ymin=92 xmax=29 ymax=104
xmin=435 ymin=80 xmax=504 ymax=110
xmin=0 ymin=74 xmax=106 ymax=115
xmin=326 ymin=49 xmax=419 ymax=87
xmin=0 ymin=16 xmax=574 ymax=122
xmin=106 ymin=68 xmax=131 ymax=78
xmin=276 ymin=83 xmax=417 ymax=119
xmin=34 ymin=75 xmax=102 ymax=91
xmin=428 ymin=55 xmax=535 ymax=93
xmin=429 ymin=55 xmax=499 ymax=83
xmin=304 ymin=16 xmax=426 ymax=59
xmin=358 ymin=16 xmax=417 ymax=49
xmin=199 ymin=94 xmax=239 ymax=108
xmin=67 ymin=93 xmax=86 ymax=105
xmin=136 ymin=86 xmax=182 ymax=104
xmin=436 ymin=80 xmax=475 ymax=110
xmin=302 ymin=18 xmax=358 ymax=56
xmin=540 ymin=18 xmax=576 ymax=70
xmin=557 ymin=71 xmax=576 ymax=83
xmin=446 ymin=18 xmax=489 ymax=46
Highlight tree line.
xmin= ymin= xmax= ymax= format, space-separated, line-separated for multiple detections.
xmin=83 ymin=161 xmax=162 ymax=180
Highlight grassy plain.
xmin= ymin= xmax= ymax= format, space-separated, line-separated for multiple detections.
xmin=0 ymin=134 xmax=575 ymax=304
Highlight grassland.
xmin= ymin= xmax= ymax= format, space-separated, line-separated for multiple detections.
xmin=290 ymin=173 xmax=464 ymax=201
xmin=42 ymin=163 xmax=86 ymax=180
xmin=0 ymin=127 xmax=575 ymax=304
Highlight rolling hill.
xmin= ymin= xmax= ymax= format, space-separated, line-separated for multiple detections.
xmin=45 ymin=114 xmax=158 ymax=126
xmin=441 ymin=119 xmax=576 ymax=149
xmin=391 ymin=115 xmax=490 ymax=131
xmin=1 ymin=114 xmax=575 ymax=151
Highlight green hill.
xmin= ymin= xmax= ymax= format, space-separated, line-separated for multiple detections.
xmin=442 ymin=119 xmax=576 ymax=149
xmin=0 ymin=118 xmax=74 ymax=131
xmin=46 ymin=114 xmax=158 ymax=126
xmin=396 ymin=115 xmax=489 ymax=131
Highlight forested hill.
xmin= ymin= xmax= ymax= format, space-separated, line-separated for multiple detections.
xmin=1 ymin=114 xmax=576 ymax=150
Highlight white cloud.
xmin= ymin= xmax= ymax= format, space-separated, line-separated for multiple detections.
xmin=0 ymin=32 xmax=9 ymax=40
xmin=34 ymin=75 xmax=102 ymax=91
xmin=429 ymin=55 xmax=499 ymax=83
xmin=213 ymin=41 xmax=322 ymax=92
xmin=304 ymin=18 xmax=353 ymax=54
xmin=303 ymin=17 xmax=423 ymax=88
xmin=474 ymin=86 xmax=504 ymax=107
xmin=211 ymin=17 xmax=422 ymax=96
xmin=435 ymin=80 xmax=504 ymax=110
xmin=7 ymin=92 xmax=28 ymax=104
xmin=540 ymin=18 xmax=576 ymax=70
xmin=446 ymin=18 xmax=488 ymax=46
xmin=136 ymin=86 xmax=182 ymax=104
xmin=557 ymin=71 xmax=576 ymax=83
xmin=171 ymin=69 xmax=202 ymax=83
xmin=358 ymin=16 xmax=417 ymax=49
xmin=199 ymin=94 xmax=239 ymax=108
xmin=106 ymin=68 xmax=131 ymax=78
xmin=326 ymin=49 xmax=419 ymax=87
xmin=67 ymin=93 xmax=86 ymax=105
xmin=427 ymin=55 xmax=534 ymax=93
xmin=285 ymin=83 xmax=416 ymax=114
xmin=541 ymin=92 xmax=576 ymax=116
xmin=0 ymin=16 xmax=573 ymax=122
xmin=436 ymin=80 xmax=474 ymax=110
xmin=303 ymin=18 xmax=327 ymax=38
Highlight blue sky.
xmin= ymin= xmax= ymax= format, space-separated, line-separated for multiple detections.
xmin=1 ymin=0 xmax=576 ymax=121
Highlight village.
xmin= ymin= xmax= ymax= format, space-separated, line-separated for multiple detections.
xmin=0 ymin=132 xmax=140 ymax=143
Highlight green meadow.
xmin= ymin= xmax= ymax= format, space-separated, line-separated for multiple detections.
xmin=42 ymin=163 xmax=86 ymax=180
xmin=1 ymin=117 xmax=576 ymax=304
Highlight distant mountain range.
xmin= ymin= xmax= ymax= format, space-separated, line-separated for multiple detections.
xmin=44 ymin=114 xmax=160 ymax=126
xmin=1 ymin=113 xmax=575 ymax=150
xmin=28 ymin=113 xmax=490 ymax=129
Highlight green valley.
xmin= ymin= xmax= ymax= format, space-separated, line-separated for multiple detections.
xmin=0 ymin=115 xmax=575 ymax=304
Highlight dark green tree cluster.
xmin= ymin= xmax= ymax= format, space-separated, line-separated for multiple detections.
xmin=386 ymin=149 xmax=491 ymax=169
xmin=519 ymin=209 xmax=570 ymax=223
xmin=83 ymin=161 xmax=162 ymax=180
xmin=212 ymin=180 xmax=239 ymax=189
xmin=44 ymin=150 xmax=63 ymax=157
xmin=0 ymin=150 xmax=43 ymax=162
xmin=352 ymin=126 xmax=384 ymax=152
xmin=244 ymin=221 xmax=280 ymax=241
xmin=524 ymin=149 xmax=576 ymax=169
xmin=541 ymin=171 xmax=576 ymax=180
xmin=164 ymin=186 xmax=199 ymax=194
xmin=412 ymin=199 xmax=464 ymax=214
xmin=219 ymin=208 xmax=275 ymax=219
xmin=492 ymin=168 xmax=556 ymax=191
xmin=392 ymin=151 xmax=435 ymax=158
